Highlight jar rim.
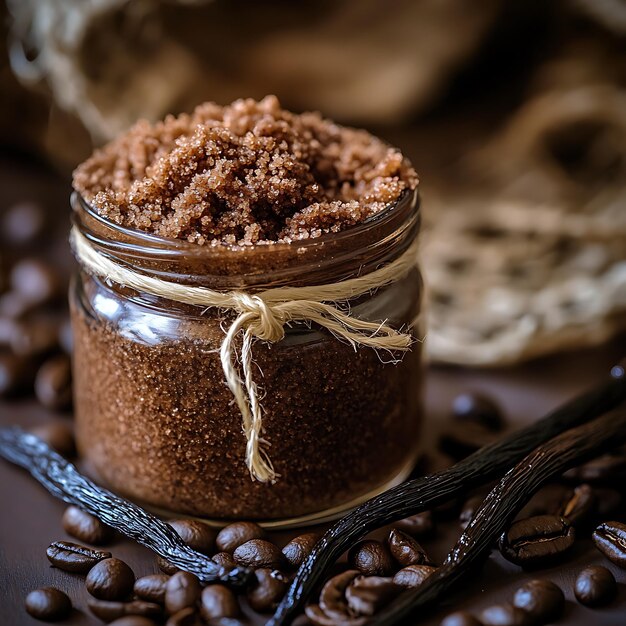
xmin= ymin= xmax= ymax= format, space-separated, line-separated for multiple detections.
xmin=71 ymin=188 xmax=420 ymax=289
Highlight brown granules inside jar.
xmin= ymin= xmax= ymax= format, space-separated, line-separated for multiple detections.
xmin=73 ymin=96 xmax=417 ymax=245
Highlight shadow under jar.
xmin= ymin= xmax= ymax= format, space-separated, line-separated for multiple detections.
xmin=69 ymin=188 xmax=423 ymax=525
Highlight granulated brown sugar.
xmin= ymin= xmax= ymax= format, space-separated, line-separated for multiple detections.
xmin=73 ymin=96 xmax=417 ymax=245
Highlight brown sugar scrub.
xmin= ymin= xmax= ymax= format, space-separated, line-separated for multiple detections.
xmin=70 ymin=96 xmax=423 ymax=521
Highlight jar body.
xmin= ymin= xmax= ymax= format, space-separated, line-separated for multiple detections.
xmin=71 ymin=268 xmax=423 ymax=522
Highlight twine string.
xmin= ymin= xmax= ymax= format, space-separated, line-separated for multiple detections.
xmin=71 ymin=227 xmax=419 ymax=483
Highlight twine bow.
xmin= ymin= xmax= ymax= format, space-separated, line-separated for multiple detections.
xmin=71 ymin=227 xmax=419 ymax=483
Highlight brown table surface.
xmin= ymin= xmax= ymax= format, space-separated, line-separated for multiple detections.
xmin=1 ymin=155 xmax=625 ymax=625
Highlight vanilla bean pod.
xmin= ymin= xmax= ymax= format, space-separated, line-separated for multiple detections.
xmin=269 ymin=368 xmax=626 ymax=625
xmin=371 ymin=404 xmax=626 ymax=624
xmin=0 ymin=428 xmax=251 ymax=587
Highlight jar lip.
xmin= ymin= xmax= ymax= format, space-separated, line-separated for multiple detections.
xmin=72 ymin=188 xmax=418 ymax=256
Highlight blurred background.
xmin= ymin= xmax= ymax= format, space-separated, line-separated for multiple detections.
xmin=1 ymin=0 xmax=625 ymax=367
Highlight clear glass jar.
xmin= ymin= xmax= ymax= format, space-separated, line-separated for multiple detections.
xmin=70 ymin=188 xmax=423 ymax=526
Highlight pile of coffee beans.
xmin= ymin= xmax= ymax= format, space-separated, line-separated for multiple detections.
xmin=0 ymin=201 xmax=72 ymax=410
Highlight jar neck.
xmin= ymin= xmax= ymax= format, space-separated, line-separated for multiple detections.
xmin=71 ymin=190 xmax=420 ymax=291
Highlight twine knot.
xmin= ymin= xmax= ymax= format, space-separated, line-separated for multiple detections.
xmin=71 ymin=226 xmax=420 ymax=484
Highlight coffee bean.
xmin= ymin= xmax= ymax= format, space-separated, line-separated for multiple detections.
xmin=516 ymin=483 xmax=571 ymax=520
xmin=35 ymin=354 xmax=72 ymax=410
xmin=348 ymin=540 xmax=395 ymax=576
xmin=216 ymin=521 xmax=265 ymax=553
xmin=305 ymin=603 xmax=367 ymax=626
xmin=10 ymin=258 xmax=62 ymax=306
xmin=452 ymin=391 xmax=504 ymax=431
xmin=29 ymin=421 xmax=75 ymax=457
xmin=440 ymin=612 xmax=482 ymax=626
xmin=282 ymin=532 xmax=321 ymax=570
xmin=58 ymin=318 xmax=73 ymax=354
xmin=387 ymin=529 xmax=430 ymax=567
xmin=345 ymin=575 xmax=399 ymax=616
xmin=395 ymin=511 xmax=434 ymax=537
xmin=46 ymin=540 xmax=112 ymax=574
xmin=0 ymin=291 xmax=40 ymax=318
xmin=204 ymin=620 xmax=247 ymax=626
xmin=109 ymin=618 xmax=158 ymax=626
xmin=25 ymin=587 xmax=71 ymax=621
xmin=134 ymin=574 xmax=169 ymax=604
xmin=62 ymin=505 xmax=113 ymax=545
xmin=556 ymin=483 xmax=595 ymax=526
xmin=564 ymin=451 xmax=626 ymax=484
xmin=512 ymin=579 xmax=564 ymax=622
xmin=157 ymin=557 xmax=180 ymax=575
xmin=200 ymin=585 xmax=239 ymax=620
xmin=166 ymin=607 xmax=201 ymax=626
xmin=318 ymin=569 xmax=360 ymax=621
xmin=0 ymin=352 xmax=35 ymax=397
xmin=500 ymin=515 xmax=575 ymax=567
xmin=459 ymin=496 xmax=484 ymax=529
xmin=212 ymin=552 xmax=237 ymax=569
xmin=87 ymin=598 xmax=163 ymax=622
xmin=233 ymin=539 xmax=285 ymax=570
xmin=11 ymin=320 xmax=59 ymax=358
xmin=480 ymin=603 xmax=533 ymax=626
xmin=164 ymin=571 xmax=201 ymax=614
xmin=2 ymin=201 xmax=46 ymax=246
xmin=86 ymin=557 xmax=135 ymax=600
xmin=247 ymin=568 xmax=289 ymax=613
xmin=439 ymin=421 xmax=499 ymax=460
xmin=592 ymin=520 xmax=626 ymax=567
xmin=594 ymin=487 xmax=623 ymax=517
xmin=574 ymin=566 xmax=616 ymax=606
xmin=168 ymin=519 xmax=216 ymax=555
xmin=392 ymin=564 xmax=437 ymax=588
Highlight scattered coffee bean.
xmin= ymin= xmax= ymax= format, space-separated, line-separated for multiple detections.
xmin=480 ymin=603 xmax=532 ymax=626
xmin=392 ymin=564 xmax=437 ymax=588
xmin=0 ymin=291 xmax=39 ymax=319
xmin=10 ymin=319 xmax=59 ymax=358
xmin=46 ymin=540 xmax=112 ymax=574
xmin=25 ymin=587 xmax=72 ymax=622
xmin=459 ymin=495 xmax=484 ymax=529
xmin=395 ymin=511 xmax=434 ymax=537
xmin=574 ymin=566 xmax=617 ymax=606
xmin=164 ymin=571 xmax=201 ymax=614
xmin=216 ymin=521 xmax=265 ymax=553
xmin=35 ymin=354 xmax=72 ymax=411
xmin=439 ymin=421 xmax=499 ymax=460
xmin=282 ymin=532 xmax=321 ymax=570
xmin=0 ymin=352 xmax=36 ymax=397
xmin=87 ymin=598 xmax=163 ymax=622
xmin=512 ymin=579 xmax=564 ymax=622
xmin=204 ymin=620 xmax=247 ymax=626
xmin=348 ymin=539 xmax=395 ymax=576
xmin=200 ymin=585 xmax=239 ymax=620
xmin=594 ymin=487 xmax=623 ymax=517
xmin=593 ymin=520 xmax=626 ymax=568
xmin=452 ymin=391 xmax=504 ymax=431
xmin=29 ymin=421 xmax=75 ymax=457
xmin=157 ymin=557 xmax=180 ymax=575
xmin=318 ymin=569 xmax=360 ymax=622
xmin=345 ymin=575 xmax=399 ymax=616
xmin=58 ymin=318 xmax=73 ymax=354
xmin=556 ymin=483 xmax=595 ymax=526
xmin=62 ymin=505 xmax=113 ymax=545
xmin=1 ymin=201 xmax=46 ymax=246
xmin=168 ymin=519 xmax=216 ymax=555
xmin=109 ymin=618 xmax=158 ymax=626
xmin=305 ymin=603 xmax=366 ymax=626
xmin=233 ymin=538 xmax=285 ymax=570
xmin=564 ymin=451 xmax=626 ymax=484
xmin=212 ymin=552 xmax=236 ymax=569
xmin=10 ymin=258 xmax=62 ymax=306
xmin=500 ymin=515 xmax=575 ymax=567
xmin=165 ymin=607 xmax=201 ymax=626
xmin=247 ymin=568 xmax=289 ymax=613
xmin=134 ymin=574 xmax=170 ymax=604
xmin=387 ymin=529 xmax=430 ymax=567
xmin=86 ymin=557 xmax=135 ymax=600
xmin=515 ymin=483 xmax=571 ymax=520
xmin=440 ymin=612 xmax=482 ymax=626
xmin=166 ymin=607 xmax=201 ymax=626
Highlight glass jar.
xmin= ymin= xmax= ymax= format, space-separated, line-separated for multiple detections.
xmin=70 ymin=188 xmax=423 ymax=526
